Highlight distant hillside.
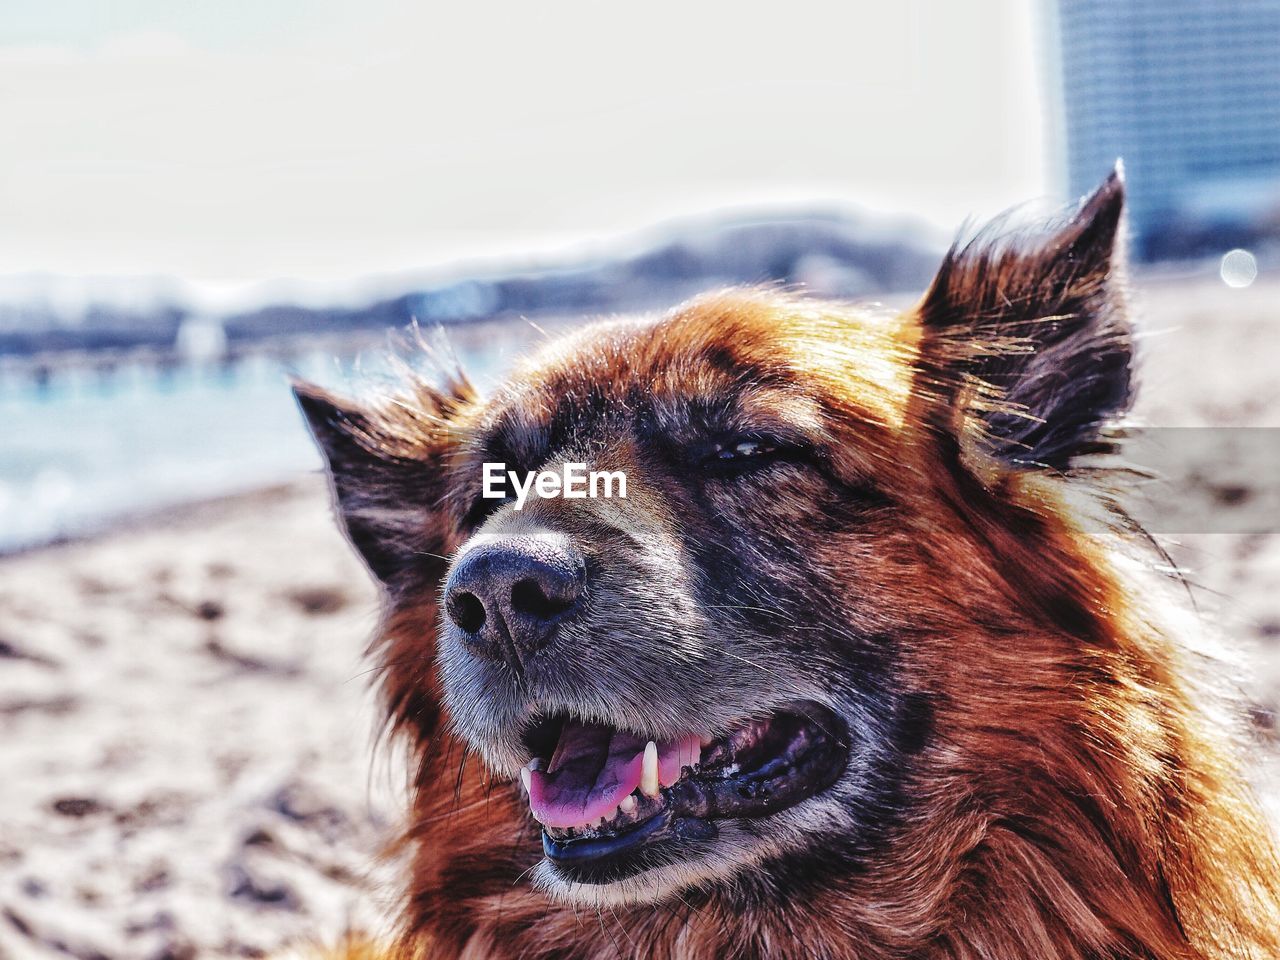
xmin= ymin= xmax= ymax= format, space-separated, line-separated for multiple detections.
xmin=0 ymin=209 xmax=941 ymax=356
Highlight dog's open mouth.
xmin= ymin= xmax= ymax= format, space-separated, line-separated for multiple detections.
xmin=518 ymin=703 xmax=848 ymax=883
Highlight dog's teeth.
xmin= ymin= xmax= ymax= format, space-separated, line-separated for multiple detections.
xmin=528 ymin=757 xmax=544 ymax=772
xmin=520 ymin=766 xmax=531 ymax=793
xmin=620 ymin=794 xmax=637 ymax=814
xmin=641 ymin=741 xmax=660 ymax=797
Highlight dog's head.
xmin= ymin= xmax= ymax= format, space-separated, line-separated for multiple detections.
xmin=298 ymin=173 xmax=1131 ymax=908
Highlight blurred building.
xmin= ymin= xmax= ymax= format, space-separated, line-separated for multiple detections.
xmin=1051 ymin=0 xmax=1280 ymax=260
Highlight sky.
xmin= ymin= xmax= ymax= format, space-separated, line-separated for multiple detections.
xmin=0 ymin=1 xmax=1054 ymax=289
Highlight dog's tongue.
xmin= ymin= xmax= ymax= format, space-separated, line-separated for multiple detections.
xmin=526 ymin=721 xmax=700 ymax=829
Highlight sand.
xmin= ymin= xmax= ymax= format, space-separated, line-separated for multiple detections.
xmin=1 ymin=276 xmax=1278 ymax=959
xmin=0 ymin=483 xmax=403 ymax=959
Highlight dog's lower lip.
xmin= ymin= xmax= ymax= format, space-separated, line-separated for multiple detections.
xmin=542 ymin=805 xmax=675 ymax=864
xmin=524 ymin=704 xmax=849 ymax=879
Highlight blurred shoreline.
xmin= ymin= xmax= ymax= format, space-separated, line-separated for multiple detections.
xmin=0 ymin=480 xmax=311 ymax=559
xmin=0 ymin=313 xmax=562 ymax=554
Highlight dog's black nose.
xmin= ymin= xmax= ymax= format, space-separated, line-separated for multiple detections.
xmin=444 ymin=533 xmax=585 ymax=667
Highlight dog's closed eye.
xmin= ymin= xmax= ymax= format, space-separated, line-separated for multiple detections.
xmin=699 ymin=434 xmax=813 ymax=476
xmin=713 ymin=437 xmax=783 ymax=461
xmin=698 ymin=433 xmax=893 ymax=513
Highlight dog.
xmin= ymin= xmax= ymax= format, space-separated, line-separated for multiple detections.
xmin=296 ymin=170 xmax=1280 ymax=959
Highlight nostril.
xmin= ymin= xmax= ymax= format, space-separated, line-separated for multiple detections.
xmin=511 ymin=577 xmax=574 ymax=622
xmin=448 ymin=591 xmax=487 ymax=633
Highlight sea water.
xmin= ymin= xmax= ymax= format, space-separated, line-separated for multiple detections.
xmin=0 ymin=340 xmax=515 ymax=552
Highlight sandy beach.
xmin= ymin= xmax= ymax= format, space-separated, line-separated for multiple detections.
xmin=0 ymin=481 xmax=402 ymax=959
xmin=2 ymin=276 xmax=1279 ymax=959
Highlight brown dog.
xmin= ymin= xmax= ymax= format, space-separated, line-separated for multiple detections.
xmin=297 ymin=172 xmax=1280 ymax=959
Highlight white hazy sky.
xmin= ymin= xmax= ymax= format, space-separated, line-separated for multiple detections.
xmin=0 ymin=1 xmax=1055 ymax=285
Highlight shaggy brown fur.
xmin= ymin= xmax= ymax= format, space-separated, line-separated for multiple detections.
xmin=297 ymin=171 xmax=1280 ymax=959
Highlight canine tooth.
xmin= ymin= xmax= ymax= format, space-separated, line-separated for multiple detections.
xmin=520 ymin=766 xmax=531 ymax=793
xmin=641 ymin=741 xmax=660 ymax=797
xmin=620 ymin=794 xmax=637 ymax=814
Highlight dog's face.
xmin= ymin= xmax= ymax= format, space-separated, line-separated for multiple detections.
xmin=298 ymin=174 xmax=1131 ymax=909
xmin=432 ymin=302 xmax=927 ymax=904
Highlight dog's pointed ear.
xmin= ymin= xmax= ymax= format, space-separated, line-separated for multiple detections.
xmin=915 ymin=166 xmax=1133 ymax=470
xmin=293 ymin=378 xmax=466 ymax=587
